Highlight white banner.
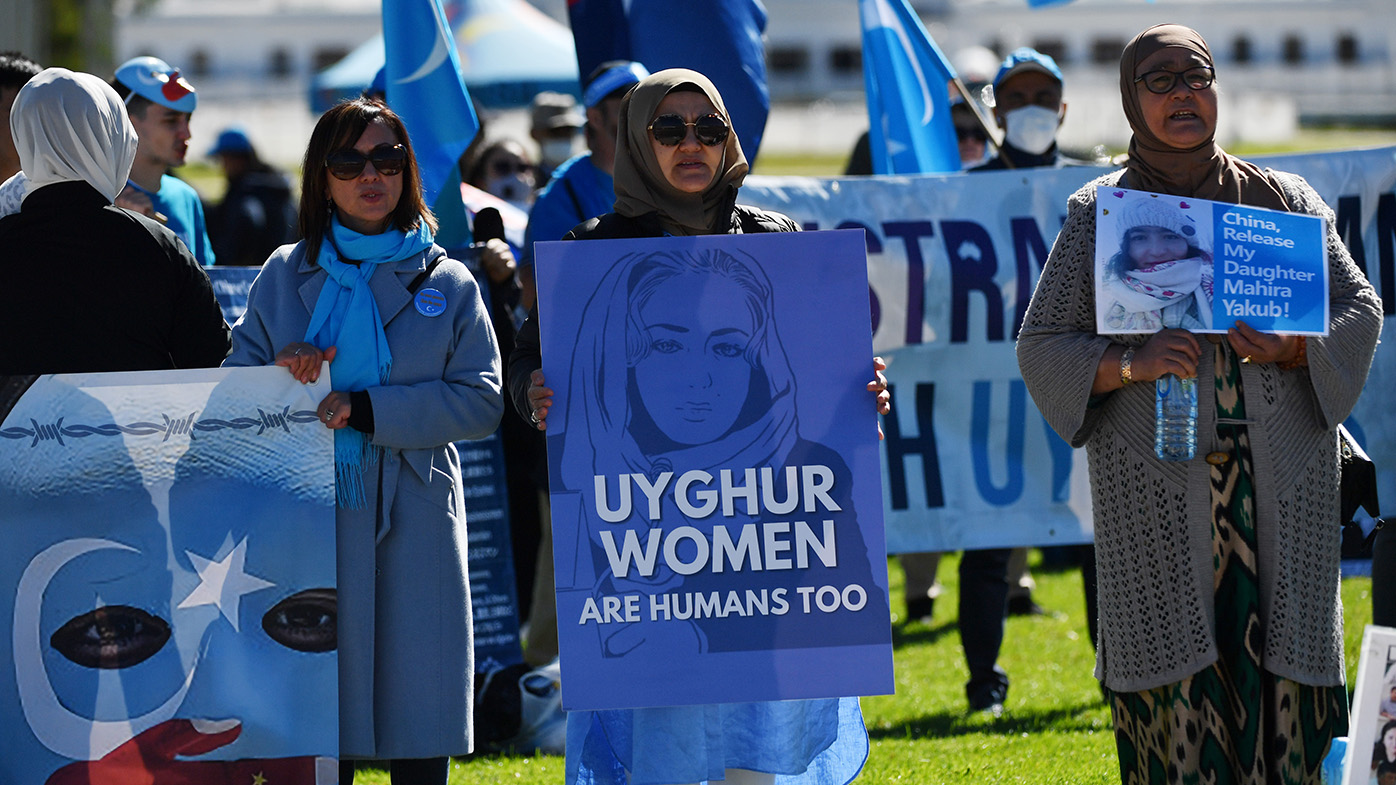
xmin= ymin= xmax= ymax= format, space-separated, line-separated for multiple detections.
xmin=741 ymin=146 xmax=1396 ymax=552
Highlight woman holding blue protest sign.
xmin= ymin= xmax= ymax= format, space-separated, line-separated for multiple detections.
xmin=1018 ymin=23 xmax=1381 ymax=783
xmin=224 ymin=97 xmax=503 ymax=784
xmin=508 ymin=69 xmax=886 ymax=785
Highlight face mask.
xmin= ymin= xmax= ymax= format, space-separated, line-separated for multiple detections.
xmin=540 ymin=139 xmax=577 ymax=170
xmin=1003 ymin=105 xmax=1060 ymax=156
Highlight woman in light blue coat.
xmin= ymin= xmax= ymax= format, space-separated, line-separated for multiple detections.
xmin=224 ymin=97 xmax=503 ymax=784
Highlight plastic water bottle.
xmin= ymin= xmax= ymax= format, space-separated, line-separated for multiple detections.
xmin=1155 ymin=373 xmax=1197 ymax=461
xmin=1320 ymin=736 xmax=1347 ymax=785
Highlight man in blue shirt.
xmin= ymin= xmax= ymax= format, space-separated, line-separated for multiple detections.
xmin=111 ymin=56 xmax=216 ymax=266
xmin=519 ymin=60 xmax=648 ymax=310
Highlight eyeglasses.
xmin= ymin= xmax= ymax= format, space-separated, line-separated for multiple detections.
xmin=325 ymin=144 xmax=407 ymax=180
xmin=648 ymin=113 xmax=730 ymax=147
xmin=1133 ymin=66 xmax=1214 ymax=95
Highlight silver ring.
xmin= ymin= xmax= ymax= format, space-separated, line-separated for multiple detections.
xmin=325 ymin=410 xmax=336 ymax=421
xmin=530 ymin=409 xmax=541 ymax=426
xmin=294 ymin=347 xmax=303 ymax=357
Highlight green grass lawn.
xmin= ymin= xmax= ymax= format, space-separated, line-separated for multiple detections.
xmin=349 ymin=552 xmax=1374 ymax=784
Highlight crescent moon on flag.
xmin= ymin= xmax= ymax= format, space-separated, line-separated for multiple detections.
xmin=14 ymin=538 xmax=199 ymax=761
xmin=396 ymin=7 xmax=452 ymax=84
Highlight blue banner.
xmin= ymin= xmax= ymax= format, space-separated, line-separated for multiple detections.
xmin=457 ymin=430 xmax=525 ymax=670
xmin=383 ymin=0 xmax=480 ymax=206
xmin=534 ymin=230 xmax=893 ymax=710
xmin=736 ymin=146 xmax=1396 ymax=552
xmin=567 ymin=0 xmax=771 ymax=161
xmin=858 ymin=0 xmax=961 ymax=174
xmin=0 ymin=367 xmax=337 ymax=782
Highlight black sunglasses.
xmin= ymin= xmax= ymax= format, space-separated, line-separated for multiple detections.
xmin=955 ymin=126 xmax=987 ymax=143
xmin=648 ymin=113 xmax=730 ymax=147
xmin=491 ymin=158 xmax=532 ymax=177
xmin=325 ymin=143 xmax=407 ymax=180
xmin=1133 ymin=66 xmax=1214 ymax=95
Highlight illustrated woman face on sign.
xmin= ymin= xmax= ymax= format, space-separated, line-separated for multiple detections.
xmin=624 ymin=250 xmax=774 ymax=449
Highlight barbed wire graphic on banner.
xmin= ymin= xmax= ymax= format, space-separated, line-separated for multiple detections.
xmin=0 ymin=407 xmax=320 ymax=448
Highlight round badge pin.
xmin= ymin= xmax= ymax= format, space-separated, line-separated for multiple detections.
xmin=415 ymin=287 xmax=447 ymax=317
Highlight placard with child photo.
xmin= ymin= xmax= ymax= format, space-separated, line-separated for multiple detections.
xmin=1095 ymin=186 xmax=1329 ymax=335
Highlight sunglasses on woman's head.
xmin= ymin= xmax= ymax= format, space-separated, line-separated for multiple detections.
xmin=325 ymin=144 xmax=407 ymax=180
xmin=1133 ymin=66 xmax=1214 ymax=95
xmin=648 ymin=114 xmax=730 ymax=147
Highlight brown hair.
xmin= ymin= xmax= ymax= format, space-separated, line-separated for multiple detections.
xmin=298 ymin=97 xmax=437 ymax=262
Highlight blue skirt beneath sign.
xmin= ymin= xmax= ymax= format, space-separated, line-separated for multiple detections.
xmin=565 ymin=696 xmax=868 ymax=785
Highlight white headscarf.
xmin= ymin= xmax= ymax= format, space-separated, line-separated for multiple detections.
xmin=10 ymin=67 xmax=137 ymax=202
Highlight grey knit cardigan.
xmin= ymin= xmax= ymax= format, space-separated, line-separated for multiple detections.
xmin=1017 ymin=169 xmax=1383 ymax=693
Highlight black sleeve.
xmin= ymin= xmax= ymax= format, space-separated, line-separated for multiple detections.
xmin=165 ymin=236 xmax=233 ymax=368
xmin=506 ymin=304 xmax=542 ymax=424
xmin=349 ymin=390 xmax=375 ymax=434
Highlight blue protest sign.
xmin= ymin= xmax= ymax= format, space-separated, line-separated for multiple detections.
xmin=1213 ymin=203 xmax=1328 ymax=333
xmin=1096 ymin=186 xmax=1328 ymax=335
xmin=534 ymin=230 xmax=894 ymax=711
xmin=0 ymin=367 xmax=337 ymax=783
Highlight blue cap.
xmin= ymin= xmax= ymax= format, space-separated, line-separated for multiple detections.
xmin=114 ymin=55 xmax=197 ymax=113
xmin=582 ymin=61 xmax=650 ymax=108
xmin=992 ymin=48 xmax=1063 ymax=91
xmin=209 ymin=127 xmax=253 ymax=156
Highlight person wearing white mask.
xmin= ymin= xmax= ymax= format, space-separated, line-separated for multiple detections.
xmin=973 ymin=47 xmax=1091 ymax=172
xmin=529 ymin=91 xmax=584 ymax=181
xmin=898 ymin=45 xmax=1096 ymax=718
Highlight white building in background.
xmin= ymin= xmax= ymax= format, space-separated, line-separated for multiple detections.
xmin=758 ymin=0 xmax=1396 ymax=152
xmin=114 ymin=0 xmax=1395 ymax=163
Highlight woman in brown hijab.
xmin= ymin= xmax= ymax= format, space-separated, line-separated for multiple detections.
xmin=507 ymin=69 xmax=887 ymax=785
xmin=1018 ymin=24 xmax=1381 ymax=783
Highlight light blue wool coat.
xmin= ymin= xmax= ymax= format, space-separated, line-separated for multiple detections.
xmin=225 ymin=240 xmax=502 ymax=758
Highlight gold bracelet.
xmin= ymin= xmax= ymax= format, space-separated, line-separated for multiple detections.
xmin=1119 ymin=346 xmax=1135 ymax=385
xmin=1277 ymin=336 xmax=1308 ymax=371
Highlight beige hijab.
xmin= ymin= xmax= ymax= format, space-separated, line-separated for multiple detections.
xmin=612 ymin=68 xmax=748 ymax=235
xmin=1120 ymin=24 xmax=1288 ymax=210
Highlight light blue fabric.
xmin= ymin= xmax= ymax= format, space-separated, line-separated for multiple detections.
xmin=139 ymin=174 xmax=216 ymax=265
xmin=858 ymin=0 xmax=960 ymax=174
xmin=382 ymin=0 xmax=478 ymax=205
xmin=521 ymin=152 xmax=613 ymax=268
xmin=566 ymin=697 xmax=868 ymax=785
xmin=306 ymin=216 xmax=433 ymax=507
xmin=224 ymin=240 xmax=503 ymax=757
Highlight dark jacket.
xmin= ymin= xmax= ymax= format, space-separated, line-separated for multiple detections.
xmin=972 ymin=141 xmax=1096 ymax=172
xmin=210 ymin=169 xmax=297 ymax=266
xmin=506 ymin=203 xmax=799 ymax=422
xmin=0 ymin=181 xmax=231 ymax=374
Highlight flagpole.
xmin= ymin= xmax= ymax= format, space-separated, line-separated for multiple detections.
xmin=950 ymin=74 xmax=1014 ymax=170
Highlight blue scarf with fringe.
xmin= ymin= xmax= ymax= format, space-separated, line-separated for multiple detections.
xmin=305 ymin=215 xmax=433 ymax=508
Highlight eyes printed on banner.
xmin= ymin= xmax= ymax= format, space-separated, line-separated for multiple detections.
xmin=261 ymin=589 xmax=337 ymax=653
xmin=49 ymin=605 xmax=172 ymax=669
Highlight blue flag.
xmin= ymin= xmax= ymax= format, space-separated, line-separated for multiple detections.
xmin=858 ymin=0 xmax=960 ymax=174
xmin=567 ymin=0 xmax=770 ymax=163
xmin=383 ymin=0 xmax=480 ymax=206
